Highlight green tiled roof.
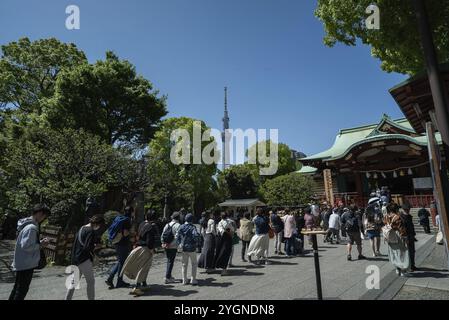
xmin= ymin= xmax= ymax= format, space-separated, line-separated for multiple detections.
xmin=302 ymin=115 xmax=442 ymax=162
xmin=297 ymin=166 xmax=318 ymax=174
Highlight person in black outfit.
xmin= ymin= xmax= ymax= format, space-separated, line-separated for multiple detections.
xmin=133 ymin=210 xmax=160 ymax=291
xmin=418 ymin=207 xmax=431 ymax=234
xmin=65 ymin=214 xmax=105 ymax=300
xmin=400 ymin=205 xmax=418 ymax=272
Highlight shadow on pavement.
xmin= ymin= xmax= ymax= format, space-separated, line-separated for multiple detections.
xmin=266 ymin=260 xmax=298 ymax=266
xmin=364 ymin=257 xmax=389 ymax=262
xmin=408 ymin=271 xmax=449 ymax=279
xmin=139 ymin=284 xmax=198 ymax=297
xmin=198 ymin=277 xmax=232 ymax=287
xmin=225 ymin=269 xmax=264 ymax=276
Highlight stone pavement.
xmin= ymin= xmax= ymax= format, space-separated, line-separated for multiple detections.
xmin=394 ymin=241 xmax=449 ymax=300
xmin=0 ymin=232 xmax=438 ymax=300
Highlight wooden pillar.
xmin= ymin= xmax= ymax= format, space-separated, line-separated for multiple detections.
xmin=323 ymin=169 xmax=334 ymax=207
xmin=426 ymin=122 xmax=449 ymax=264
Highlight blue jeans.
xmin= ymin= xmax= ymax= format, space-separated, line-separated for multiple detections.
xmin=285 ymin=237 xmax=296 ymax=256
xmin=108 ymin=243 xmax=131 ymax=285
xmin=165 ymin=248 xmax=177 ymax=279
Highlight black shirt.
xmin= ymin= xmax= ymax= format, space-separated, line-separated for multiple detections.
xmin=71 ymin=226 xmax=98 ymax=265
xmin=137 ymin=221 xmax=159 ymax=249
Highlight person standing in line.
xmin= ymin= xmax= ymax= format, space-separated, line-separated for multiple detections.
xmin=121 ymin=210 xmax=160 ymax=296
xmin=239 ymin=212 xmax=254 ymax=262
xmin=9 ymin=204 xmax=51 ymax=300
xmin=270 ymin=210 xmax=284 ymax=255
xmin=418 ymin=206 xmax=431 ymax=234
xmin=247 ymin=208 xmax=270 ymax=265
xmin=400 ymin=206 xmax=418 ymax=272
xmin=214 ymin=212 xmax=234 ymax=276
xmin=198 ymin=211 xmax=217 ymax=273
xmin=106 ymin=206 xmax=133 ymax=289
xmin=341 ymin=205 xmax=366 ymax=261
xmin=303 ymin=207 xmax=316 ymax=245
xmin=161 ymin=212 xmax=181 ymax=284
xmin=282 ymin=209 xmax=297 ymax=257
xmin=327 ymin=208 xmax=341 ymax=244
xmin=294 ymin=210 xmax=305 ymax=254
xmin=176 ymin=213 xmax=201 ymax=285
xmin=322 ymin=205 xmax=332 ymax=242
xmin=179 ymin=208 xmax=187 ymax=225
xmin=65 ymin=215 xmax=106 ymax=300
xmin=384 ymin=203 xmax=410 ymax=277
xmin=364 ymin=198 xmax=383 ymax=257
xmin=227 ymin=213 xmax=238 ymax=268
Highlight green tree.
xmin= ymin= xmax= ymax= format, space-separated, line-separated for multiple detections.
xmin=0 ymin=37 xmax=87 ymax=115
xmin=45 ymin=51 xmax=167 ymax=146
xmin=2 ymin=127 xmax=126 ymax=230
xmin=217 ymin=164 xmax=260 ymax=200
xmin=315 ymin=0 xmax=449 ymax=74
xmin=146 ymin=117 xmax=218 ymax=215
xmin=247 ymin=140 xmax=300 ymax=180
xmin=261 ymin=173 xmax=315 ymax=207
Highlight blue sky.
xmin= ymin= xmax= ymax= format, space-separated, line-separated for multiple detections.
xmin=0 ymin=0 xmax=407 ymax=157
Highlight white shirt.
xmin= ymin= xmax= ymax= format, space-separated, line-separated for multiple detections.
xmin=205 ymin=219 xmax=217 ymax=235
xmin=217 ymin=218 xmax=235 ymax=235
xmin=328 ymin=213 xmax=341 ymax=230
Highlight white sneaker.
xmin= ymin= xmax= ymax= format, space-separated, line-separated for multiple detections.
xmin=191 ymin=279 xmax=198 ymax=285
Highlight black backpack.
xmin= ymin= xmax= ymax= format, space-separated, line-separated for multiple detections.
xmin=344 ymin=214 xmax=359 ymax=233
xmin=162 ymin=222 xmax=175 ymax=244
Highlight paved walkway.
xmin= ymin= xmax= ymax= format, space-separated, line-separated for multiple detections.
xmin=0 ymin=232 xmax=437 ymax=300
xmin=394 ymin=241 xmax=449 ymax=300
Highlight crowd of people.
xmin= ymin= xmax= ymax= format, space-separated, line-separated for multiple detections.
xmin=7 ymin=191 xmax=439 ymax=300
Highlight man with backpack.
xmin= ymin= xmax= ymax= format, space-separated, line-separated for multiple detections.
xmin=161 ymin=212 xmax=181 ymax=284
xmin=9 ymin=204 xmax=51 ymax=300
xmin=105 ymin=206 xmax=133 ymax=289
xmin=176 ymin=213 xmax=201 ymax=285
xmin=270 ymin=210 xmax=284 ymax=255
xmin=341 ymin=205 xmax=366 ymax=261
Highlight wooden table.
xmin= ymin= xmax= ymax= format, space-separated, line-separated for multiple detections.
xmin=301 ymin=230 xmax=328 ymax=300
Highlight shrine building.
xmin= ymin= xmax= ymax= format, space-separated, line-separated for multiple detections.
xmin=298 ymin=114 xmax=442 ymax=208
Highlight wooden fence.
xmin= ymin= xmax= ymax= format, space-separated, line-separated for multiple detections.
xmin=40 ymin=225 xmax=75 ymax=265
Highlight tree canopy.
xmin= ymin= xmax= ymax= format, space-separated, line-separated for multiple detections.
xmin=218 ymin=164 xmax=260 ymax=200
xmin=2 ymin=127 xmax=127 ymax=230
xmin=315 ymin=0 xmax=449 ymax=75
xmin=0 ymin=37 xmax=87 ymax=115
xmin=247 ymin=140 xmax=300 ymax=179
xmin=45 ymin=51 xmax=167 ymax=146
xmin=261 ymin=173 xmax=315 ymax=207
xmin=146 ymin=117 xmax=218 ymax=215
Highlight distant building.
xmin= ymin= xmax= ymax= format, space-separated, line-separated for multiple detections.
xmin=298 ymin=114 xmax=441 ymax=208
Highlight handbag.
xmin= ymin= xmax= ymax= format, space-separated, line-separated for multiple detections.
xmin=268 ymin=228 xmax=275 ymax=239
xmin=436 ymin=231 xmax=444 ymax=244
xmin=232 ymin=232 xmax=240 ymax=245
